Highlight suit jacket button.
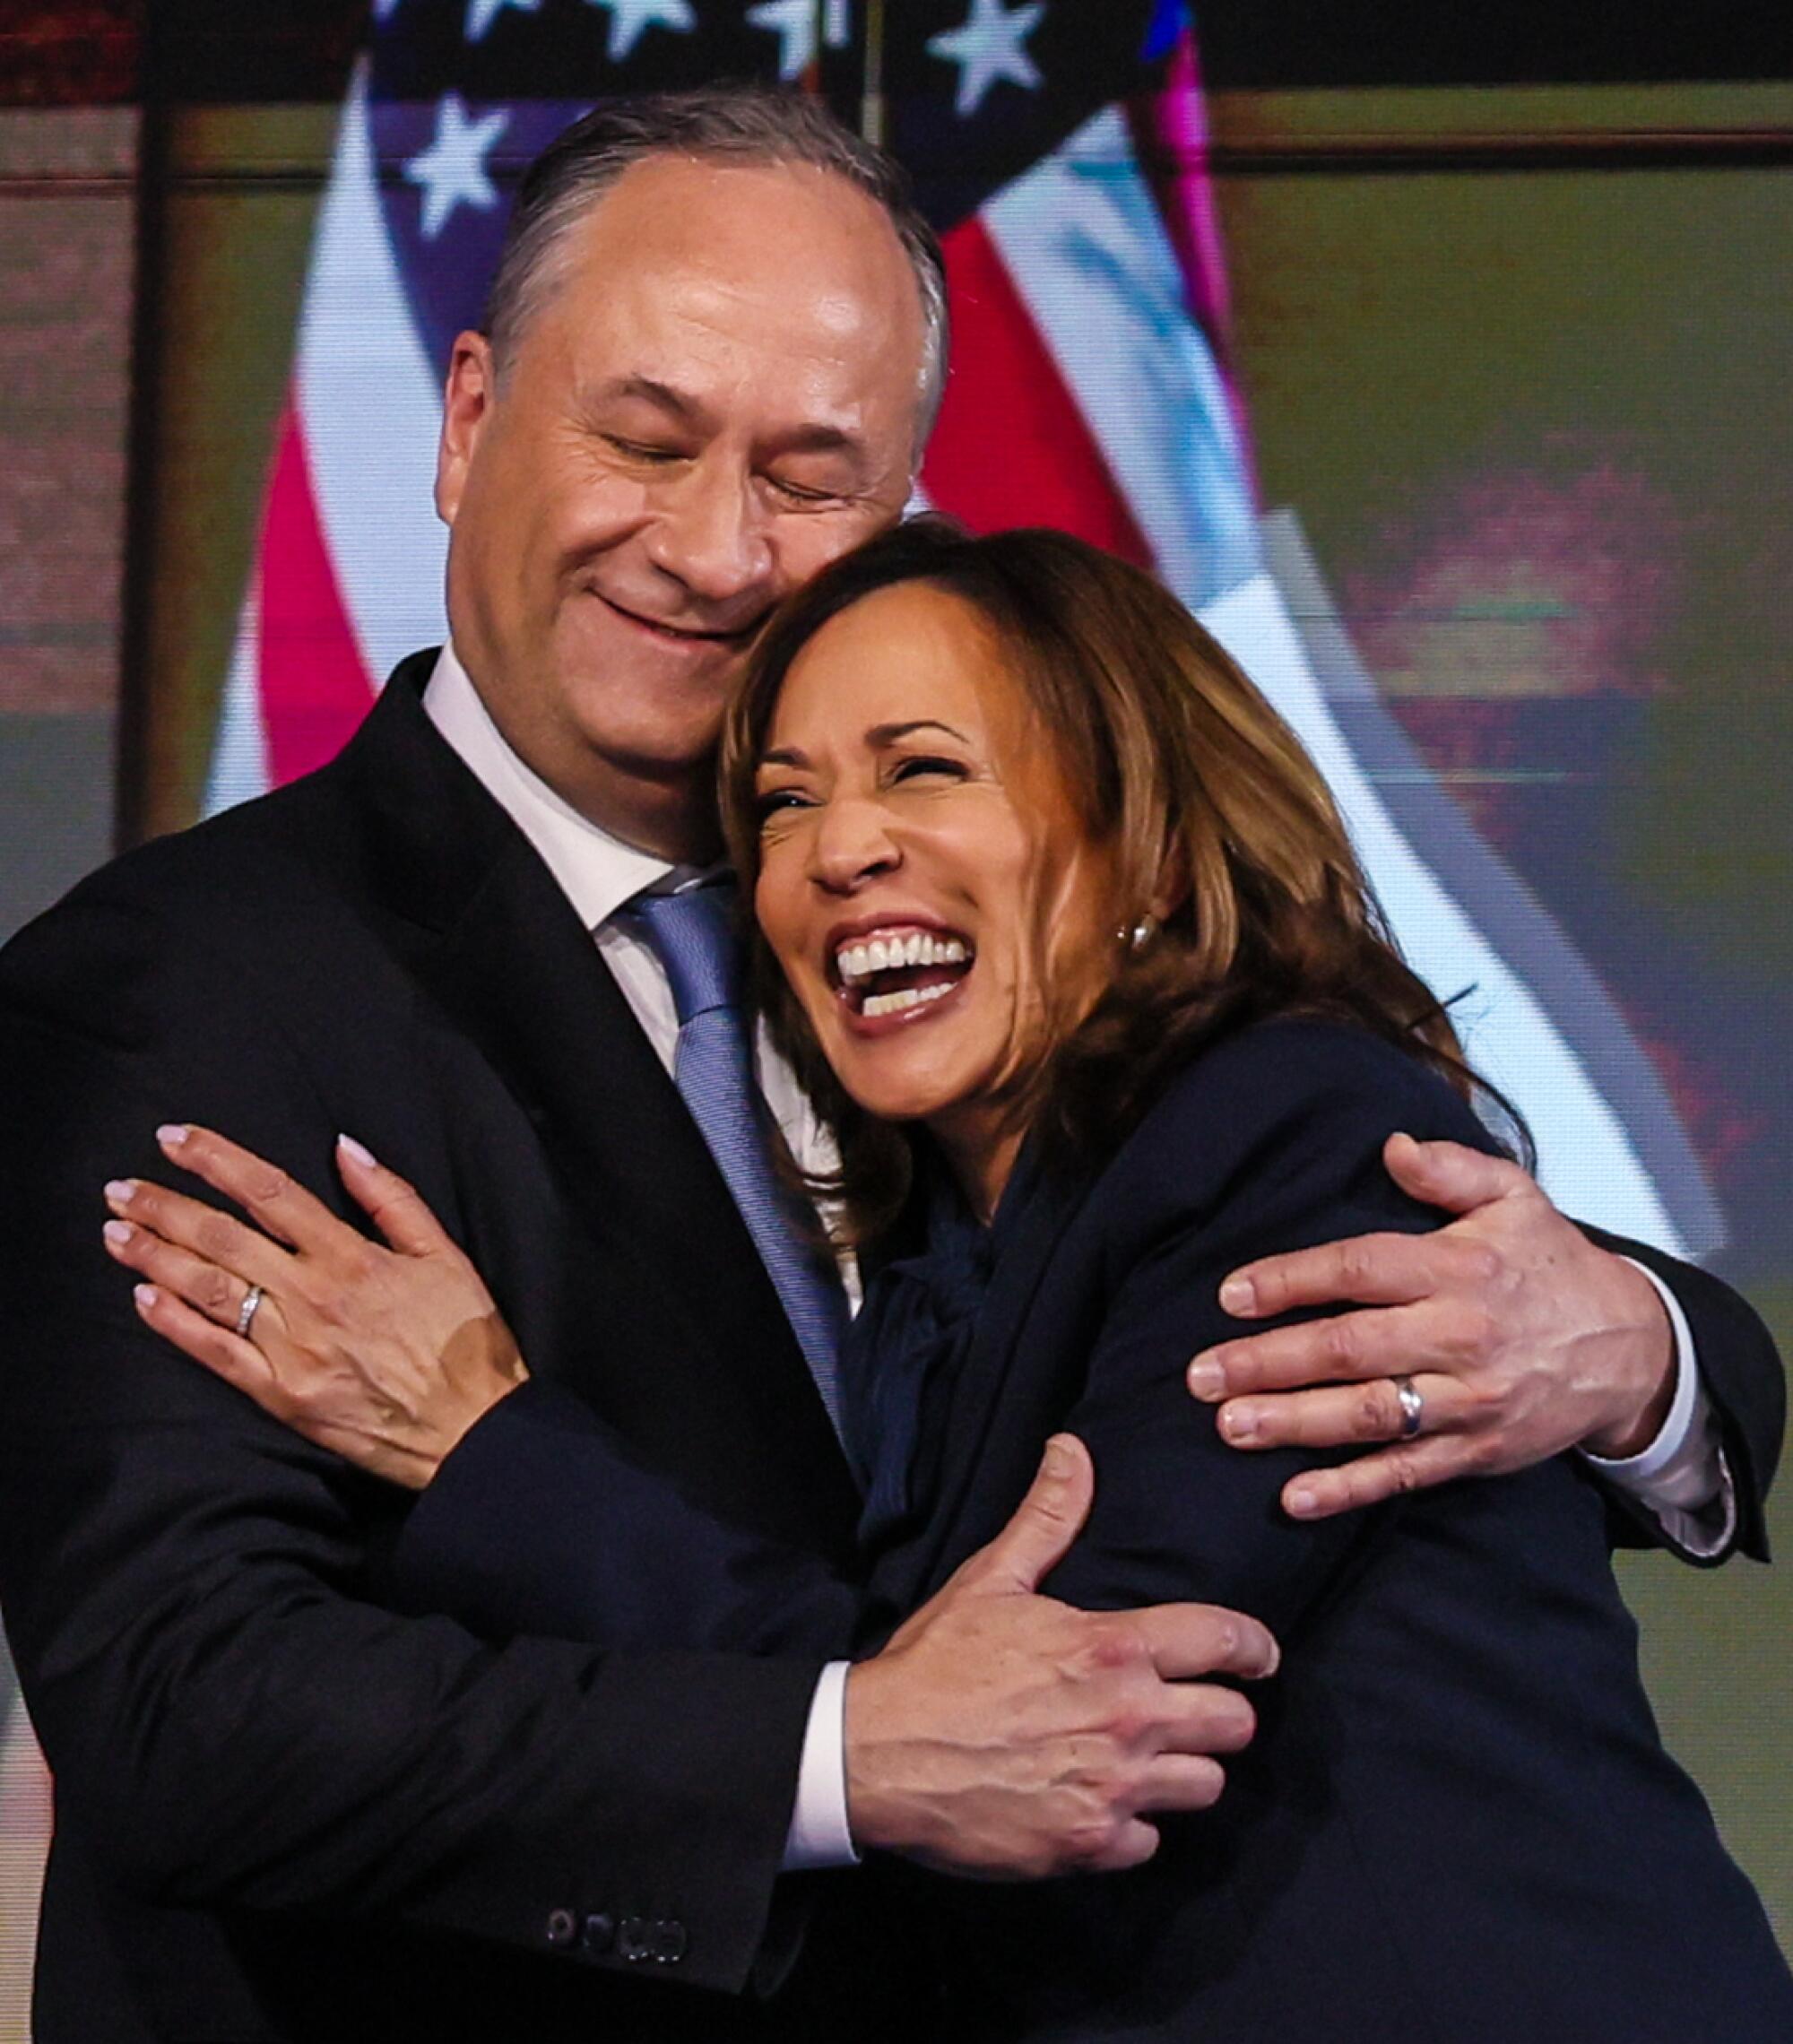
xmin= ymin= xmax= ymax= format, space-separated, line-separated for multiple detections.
xmin=654 ymin=1919 xmax=689 ymax=1964
xmin=581 ymin=1912 xmax=616 ymax=1957
xmin=545 ymin=1908 xmax=577 ymax=1948
xmin=618 ymin=1916 xmax=654 ymax=1962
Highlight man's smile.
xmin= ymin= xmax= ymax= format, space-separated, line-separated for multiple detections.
xmin=596 ymin=591 xmax=762 ymax=649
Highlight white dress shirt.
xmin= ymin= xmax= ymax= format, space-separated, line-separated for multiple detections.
xmin=424 ymin=641 xmax=1732 ymax=1875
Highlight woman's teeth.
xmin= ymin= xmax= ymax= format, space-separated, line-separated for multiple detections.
xmin=862 ymin=980 xmax=959 ymax=1019
xmin=836 ymin=931 xmax=969 ymax=983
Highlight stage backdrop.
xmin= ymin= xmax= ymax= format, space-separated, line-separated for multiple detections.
xmin=2 ymin=1 xmax=1789 ymax=2028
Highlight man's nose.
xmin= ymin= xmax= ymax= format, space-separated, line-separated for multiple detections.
xmin=809 ymin=797 xmax=901 ymax=892
xmin=645 ymin=460 xmax=773 ymax=605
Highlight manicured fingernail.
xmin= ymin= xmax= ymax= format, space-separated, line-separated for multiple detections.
xmin=156 ymin=1123 xmax=189 ymax=1148
xmin=336 ymin=1133 xmax=377 ymax=1168
xmin=102 ymin=1219 xmax=134 ymax=1246
xmin=1286 ymin=1485 xmax=1320 ymax=1519
xmin=1219 ymin=1404 xmax=1260 ymax=1444
xmin=133 ymin=1284 xmax=158 ymax=1310
xmin=103 ymin=1179 xmax=136 ymax=1206
xmin=1041 ymin=1438 xmax=1073 ymax=1480
xmin=1219 ymin=1274 xmax=1256 ymax=1315
xmin=1187 ymin=1357 xmax=1226 ymax=1400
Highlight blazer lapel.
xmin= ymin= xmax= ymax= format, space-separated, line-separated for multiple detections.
xmin=328 ymin=658 xmax=861 ymax=1544
xmin=879 ymin=1157 xmax=1098 ymax=1615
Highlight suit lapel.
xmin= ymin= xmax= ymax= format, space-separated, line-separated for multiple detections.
xmin=328 ymin=657 xmax=861 ymax=1541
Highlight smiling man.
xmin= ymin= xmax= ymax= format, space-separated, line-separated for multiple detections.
xmin=0 ymin=84 xmax=1780 ymax=2044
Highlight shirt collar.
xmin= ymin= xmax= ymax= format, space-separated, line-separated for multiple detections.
xmin=422 ymin=642 xmax=680 ymax=931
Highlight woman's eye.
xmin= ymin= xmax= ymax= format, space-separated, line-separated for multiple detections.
xmin=890 ymin=755 xmax=966 ymax=786
xmin=756 ymin=788 xmax=812 ymax=825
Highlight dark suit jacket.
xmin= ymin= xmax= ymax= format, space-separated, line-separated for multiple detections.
xmin=853 ymin=1020 xmax=1793 ymax=2041
xmin=0 ymin=654 xmax=911 ymax=2043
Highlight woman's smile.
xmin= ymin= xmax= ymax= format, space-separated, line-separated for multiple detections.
xmin=751 ymin=580 xmax=1119 ymax=1210
xmin=828 ymin=918 xmax=976 ymax=1028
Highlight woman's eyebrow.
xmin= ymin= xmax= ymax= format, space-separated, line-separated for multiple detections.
xmin=758 ymin=720 xmax=971 ymax=772
xmin=867 ymin=720 xmax=971 ymax=748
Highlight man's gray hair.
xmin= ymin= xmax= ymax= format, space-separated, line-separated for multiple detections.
xmin=481 ymin=83 xmax=949 ymax=446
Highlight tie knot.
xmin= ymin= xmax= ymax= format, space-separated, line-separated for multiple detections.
xmin=628 ymin=884 xmax=742 ymax=1025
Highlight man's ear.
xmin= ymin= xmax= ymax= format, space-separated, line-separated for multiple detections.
xmin=436 ymin=331 xmax=497 ymax=527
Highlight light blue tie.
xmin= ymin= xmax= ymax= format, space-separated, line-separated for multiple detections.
xmin=626 ymin=884 xmax=846 ymax=1437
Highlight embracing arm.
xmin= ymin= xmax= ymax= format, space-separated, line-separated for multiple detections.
xmin=54 ymin=889 xmax=1281 ymax=1910
xmin=0 ymin=892 xmax=820 ymax=1994
xmin=1039 ymin=1026 xmax=1557 ymax=1629
xmin=1185 ymin=1130 xmax=1780 ymax=1563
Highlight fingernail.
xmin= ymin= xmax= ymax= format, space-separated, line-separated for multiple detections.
xmin=156 ymin=1123 xmax=189 ymax=1148
xmin=1219 ymin=1404 xmax=1260 ymax=1445
xmin=103 ymin=1179 xmax=136 ymax=1206
xmin=1218 ymin=1275 xmax=1256 ymax=1316
xmin=133 ymin=1284 xmax=158 ymax=1310
xmin=336 ymin=1133 xmax=377 ymax=1168
xmin=1187 ymin=1357 xmax=1226 ymax=1400
xmin=1286 ymin=1485 xmax=1319 ymax=1519
xmin=102 ymin=1219 xmax=134 ymax=1247
xmin=1041 ymin=1438 xmax=1073 ymax=1481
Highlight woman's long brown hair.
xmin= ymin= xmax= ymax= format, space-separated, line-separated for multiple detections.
xmin=722 ymin=518 xmax=1524 ymax=1243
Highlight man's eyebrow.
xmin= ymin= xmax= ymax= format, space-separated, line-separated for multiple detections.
xmin=590 ymin=377 xmax=867 ymax=463
xmin=588 ymin=375 xmax=709 ymax=427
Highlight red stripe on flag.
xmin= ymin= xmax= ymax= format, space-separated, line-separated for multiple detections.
xmin=922 ymin=217 xmax=1153 ymax=567
xmin=258 ymin=394 xmax=378 ymax=786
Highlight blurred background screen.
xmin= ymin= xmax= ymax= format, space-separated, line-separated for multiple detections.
xmin=1 ymin=2 xmax=1789 ymax=2032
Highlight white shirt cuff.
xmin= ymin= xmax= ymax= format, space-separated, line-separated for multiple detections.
xmin=1580 ymin=1260 xmax=1736 ymax=1557
xmin=780 ymin=1660 xmax=859 ymax=1871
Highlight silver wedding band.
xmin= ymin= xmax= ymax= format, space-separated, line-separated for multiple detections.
xmin=235 ymin=1284 xmax=264 ymax=1341
xmin=1392 ymin=1373 xmax=1425 ymax=1440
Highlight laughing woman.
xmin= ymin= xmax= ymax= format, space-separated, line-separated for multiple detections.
xmin=108 ymin=523 xmax=1792 ymax=2039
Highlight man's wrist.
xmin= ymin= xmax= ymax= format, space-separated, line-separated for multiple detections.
xmin=1580 ymin=1254 xmax=1676 ymax=1460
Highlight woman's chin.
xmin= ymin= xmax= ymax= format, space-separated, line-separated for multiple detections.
xmin=823 ymin=1036 xmax=973 ymax=1130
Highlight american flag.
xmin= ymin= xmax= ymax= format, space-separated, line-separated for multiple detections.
xmin=202 ymin=0 xmax=1719 ymax=1257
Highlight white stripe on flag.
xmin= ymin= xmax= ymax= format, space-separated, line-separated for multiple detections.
xmin=983 ymin=106 xmax=1262 ymax=612
xmin=1200 ymin=571 xmax=1685 ymax=1251
xmin=296 ymin=64 xmax=451 ymax=690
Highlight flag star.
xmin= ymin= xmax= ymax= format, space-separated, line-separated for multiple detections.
xmin=927 ymin=0 xmax=1045 ymax=118
xmin=464 ymin=0 xmax=541 ymax=40
xmin=585 ymin=0 xmax=697 ymax=63
xmin=747 ymin=0 xmax=851 ymax=82
xmin=403 ymin=94 xmax=509 ymax=241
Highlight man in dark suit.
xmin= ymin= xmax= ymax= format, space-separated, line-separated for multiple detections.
xmin=0 ymin=86 xmax=1778 ymax=2044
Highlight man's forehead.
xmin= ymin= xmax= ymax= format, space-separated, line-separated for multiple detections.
xmin=561 ymin=152 xmax=896 ymax=279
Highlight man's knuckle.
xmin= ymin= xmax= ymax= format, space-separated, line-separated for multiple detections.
xmin=1459 ymin=1243 xmax=1504 ymax=1287
xmin=1338 ymin=1242 xmax=1377 ymax=1291
xmin=1354 ymin=1381 xmax=1395 ymax=1440
xmin=1323 ymin=1318 xmax=1361 ymax=1373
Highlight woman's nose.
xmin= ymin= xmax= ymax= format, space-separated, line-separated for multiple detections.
xmin=808 ymin=798 xmax=900 ymax=892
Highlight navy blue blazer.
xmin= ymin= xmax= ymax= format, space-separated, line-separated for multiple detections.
xmin=853 ymin=1019 xmax=1793 ymax=2042
xmin=399 ymin=1016 xmax=1791 ymax=2039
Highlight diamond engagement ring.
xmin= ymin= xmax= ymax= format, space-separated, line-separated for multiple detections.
xmin=235 ymin=1284 xmax=265 ymax=1340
